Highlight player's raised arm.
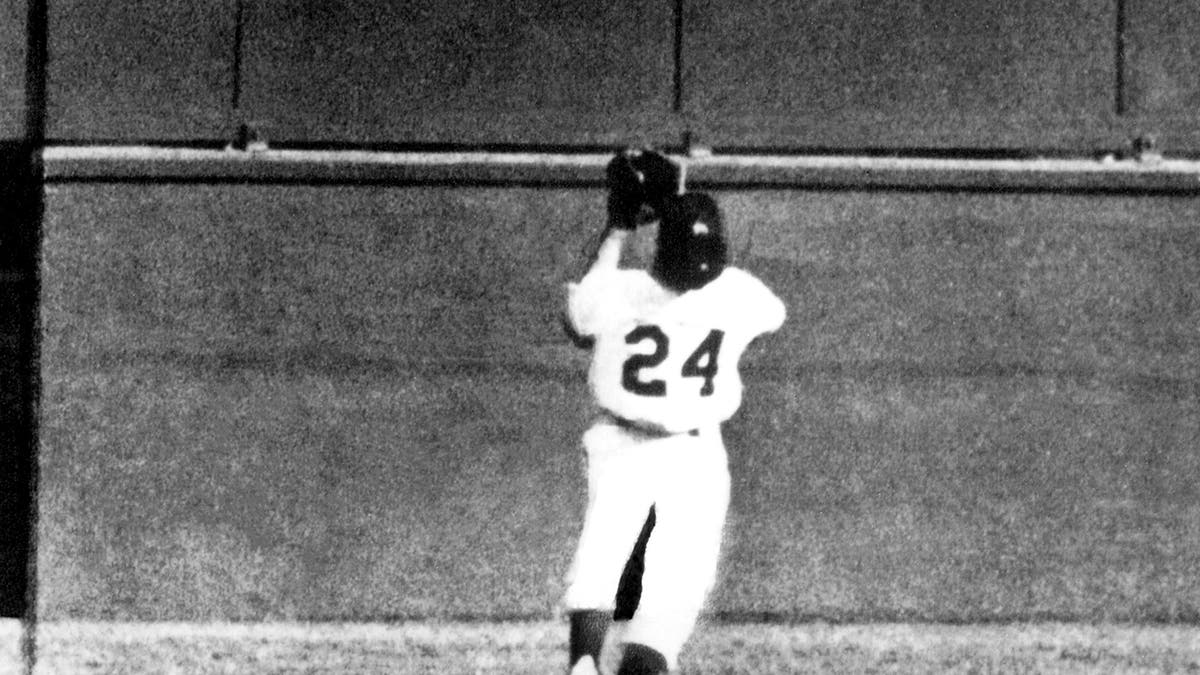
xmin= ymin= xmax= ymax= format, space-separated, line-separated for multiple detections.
xmin=585 ymin=148 xmax=682 ymax=273
xmin=562 ymin=227 xmax=628 ymax=349
xmin=564 ymin=149 xmax=683 ymax=346
xmin=584 ymin=228 xmax=631 ymax=275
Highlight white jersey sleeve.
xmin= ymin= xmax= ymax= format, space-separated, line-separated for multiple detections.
xmin=567 ymin=266 xmax=672 ymax=338
xmin=566 ymin=268 xmax=619 ymax=339
xmin=581 ymin=267 xmax=786 ymax=433
xmin=715 ymin=268 xmax=786 ymax=335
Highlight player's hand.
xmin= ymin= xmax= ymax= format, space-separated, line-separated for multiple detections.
xmin=605 ymin=148 xmax=682 ymax=230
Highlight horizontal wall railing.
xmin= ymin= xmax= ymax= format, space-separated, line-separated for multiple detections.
xmin=41 ymin=145 xmax=1200 ymax=193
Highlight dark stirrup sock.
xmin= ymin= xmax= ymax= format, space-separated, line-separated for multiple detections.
xmin=568 ymin=609 xmax=612 ymax=667
xmin=616 ymin=642 xmax=669 ymax=675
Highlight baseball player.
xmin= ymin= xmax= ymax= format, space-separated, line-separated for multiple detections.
xmin=562 ymin=149 xmax=786 ymax=675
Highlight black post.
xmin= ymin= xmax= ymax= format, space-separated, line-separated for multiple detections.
xmin=0 ymin=143 xmax=41 ymax=621
xmin=3 ymin=1 xmax=48 ymax=672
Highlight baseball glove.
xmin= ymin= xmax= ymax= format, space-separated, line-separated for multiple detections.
xmin=606 ymin=148 xmax=683 ymax=230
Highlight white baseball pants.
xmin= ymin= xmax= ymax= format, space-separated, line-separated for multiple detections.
xmin=563 ymin=419 xmax=730 ymax=670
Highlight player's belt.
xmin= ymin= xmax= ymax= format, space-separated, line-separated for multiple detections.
xmin=603 ymin=411 xmax=700 ymax=438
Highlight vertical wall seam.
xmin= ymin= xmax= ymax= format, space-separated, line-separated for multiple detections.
xmin=1115 ymin=0 xmax=1127 ymax=116
xmin=673 ymin=0 xmax=684 ymax=114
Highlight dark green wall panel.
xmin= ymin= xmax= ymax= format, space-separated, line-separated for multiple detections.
xmin=1123 ymin=0 xmax=1200 ymax=151
xmin=22 ymin=0 xmax=1200 ymax=150
xmin=683 ymin=0 xmax=1118 ymax=151
xmin=37 ymin=184 xmax=1200 ymax=622
xmin=47 ymin=0 xmax=235 ymax=141
xmin=240 ymin=0 xmax=678 ymax=145
xmin=0 ymin=0 xmax=26 ymax=139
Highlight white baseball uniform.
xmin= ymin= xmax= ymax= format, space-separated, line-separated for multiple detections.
xmin=563 ymin=254 xmax=785 ymax=671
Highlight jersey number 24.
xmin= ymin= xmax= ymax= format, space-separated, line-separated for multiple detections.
xmin=621 ymin=325 xmax=725 ymax=397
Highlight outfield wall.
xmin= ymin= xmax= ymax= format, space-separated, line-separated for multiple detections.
xmin=38 ymin=183 xmax=1200 ymax=622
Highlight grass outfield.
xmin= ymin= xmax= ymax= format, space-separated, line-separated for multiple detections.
xmin=6 ymin=620 xmax=1199 ymax=674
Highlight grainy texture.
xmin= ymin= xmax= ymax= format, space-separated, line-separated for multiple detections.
xmin=46 ymin=0 xmax=235 ymax=141
xmin=0 ymin=619 xmax=18 ymax=675
xmin=21 ymin=620 xmax=1200 ymax=674
xmin=240 ymin=0 xmax=678 ymax=145
xmin=17 ymin=1 xmax=1200 ymax=150
xmin=13 ymin=1 xmax=1200 ymax=150
xmin=0 ymin=0 xmax=25 ymax=140
xmin=1125 ymin=0 xmax=1200 ymax=149
xmin=683 ymin=0 xmax=1116 ymax=150
xmin=38 ymin=185 xmax=1200 ymax=622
